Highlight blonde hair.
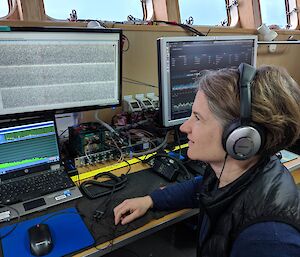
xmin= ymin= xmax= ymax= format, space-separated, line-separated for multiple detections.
xmin=197 ymin=65 xmax=300 ymax=156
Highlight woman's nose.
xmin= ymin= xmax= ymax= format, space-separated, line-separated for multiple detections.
xmin=180 ymin=119 xmax=190 ymax=134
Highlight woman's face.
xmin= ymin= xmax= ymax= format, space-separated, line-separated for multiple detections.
xmin=180 ymin=90 xmax=226 ymax=163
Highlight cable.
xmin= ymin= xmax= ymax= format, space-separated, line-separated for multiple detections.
xmin=131 ymin=131 xmax=171 ymax=157
xmin=216 ymin=153 xmax=228 ymax=189
xmin=153 ymin=20 xmax=205 ymax=36
xmin=95 ymin=111 xmax=125 ymax=145
xmin=80 ymin=172 xmax=128 ymax=200
xmin=123 ymin=77 xmax=158 ymax=88
xmin=0 ymin=204 xmax=20 ymax=240
xmin=122 ymin=34 xmax=130 ymax=52
xmin=93 ymin=184 xmax=116 ymax=221
xmin=58 ymin=127 xmax=68 ymax=137
xmin=205 ymin=28 xmax=211 ymax=36
xmin=123 ymin=160 xmax=132 ymax=175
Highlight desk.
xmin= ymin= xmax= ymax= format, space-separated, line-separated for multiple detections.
xmin=1 ymin=157 xmax=298 ymax=257
xmin=72 ymin=162 xmax=199 ymax=257
xmin=72 ymin=156 xmax=300 ymax=257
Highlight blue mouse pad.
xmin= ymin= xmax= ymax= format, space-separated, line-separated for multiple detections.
xmin=0 ymin=207 xmax=95 ymax=257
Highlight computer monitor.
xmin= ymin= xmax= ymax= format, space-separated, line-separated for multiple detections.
xmin=0 ymin=27 xmax=122 ymax=117
xmin=157 ymin=35 xmax=257 ymax=127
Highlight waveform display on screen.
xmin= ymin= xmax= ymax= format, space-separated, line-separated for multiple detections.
xmin=172 ymin=83 xmax=197 ymax=91
xmin=4 ymin=126 xmax=55 ymax=141
xmin=173 ymin=102 xmax=193 ymax=112
xmin=0 ymin=157 xmax=46 ymax=170
xmin=0 ymin=134 xmax=59 ymax=167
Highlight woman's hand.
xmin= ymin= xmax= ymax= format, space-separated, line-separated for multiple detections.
xmin=113 ymin=196 xmax=153 ymax=225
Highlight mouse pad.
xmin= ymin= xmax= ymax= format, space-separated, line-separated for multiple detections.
xmin=0 ymin=207 xmax=95 ymax=257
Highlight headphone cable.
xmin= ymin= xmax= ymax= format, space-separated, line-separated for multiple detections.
xmin=216 ymin=153 xmax=228 ymax=188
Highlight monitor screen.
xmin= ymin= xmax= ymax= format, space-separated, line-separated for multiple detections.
xmin=157 ymin=35 xmax=257 ymax=127
xmin=0 ymin=119 xmax=60 ymax=176
xmin=0 ymin=27 xmax=122 ymax=117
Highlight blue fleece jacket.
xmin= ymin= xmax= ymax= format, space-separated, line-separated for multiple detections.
xmin=149 ymin=177 xmax=300 ymax=257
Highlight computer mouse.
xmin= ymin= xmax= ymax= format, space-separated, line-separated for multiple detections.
xmin=28 ymin=223 xmax=53 ymax=256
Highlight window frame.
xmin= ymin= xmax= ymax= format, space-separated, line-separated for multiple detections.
xmin=0 ymin=0 xmax=18 ymax=20
xmin=143 ymin=0 xmax=154 ymax=20
xmin=287 ymin=0 xmax=300 ymax=29
xmin=226 ymin=0 xmax=239 ymax=27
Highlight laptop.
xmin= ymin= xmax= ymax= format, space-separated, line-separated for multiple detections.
xmin=0 ymin=117 xmax=82 ymax=221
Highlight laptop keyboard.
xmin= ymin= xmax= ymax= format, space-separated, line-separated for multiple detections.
xmin=0 ymin=169 xmax=75 ymax=205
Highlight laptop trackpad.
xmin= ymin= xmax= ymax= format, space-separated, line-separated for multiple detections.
xmin=23 ymin=198 xmax=46 ymax=211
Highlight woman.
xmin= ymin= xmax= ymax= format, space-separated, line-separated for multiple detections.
xmin=114 ymin=64 xmax=300 ymax=257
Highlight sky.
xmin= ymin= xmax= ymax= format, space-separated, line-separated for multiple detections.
xmin=0 ymin=0 xmax=287 ymax=28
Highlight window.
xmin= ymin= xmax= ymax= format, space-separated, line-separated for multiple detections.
xmin=259 ymin=0 xmax=287 ymax=28
xmin=0 ymin=0 xmax=9 ymax=17
xmin=44 ymin=0 xmax=144 ymax=22
xmin=178 ymin=0 xmax=228 ymax=26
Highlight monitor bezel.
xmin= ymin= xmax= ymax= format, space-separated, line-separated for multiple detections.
xmin=157 ymin=35 xmax=258 ymax=127
xmin=0 ymin=27 xmax=122 ymax=119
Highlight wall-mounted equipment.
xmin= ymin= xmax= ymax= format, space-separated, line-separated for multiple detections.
xmin=257 ymin=23 xmax=278 ymax=41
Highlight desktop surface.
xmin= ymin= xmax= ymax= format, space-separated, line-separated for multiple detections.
xmin=0 ymin=154 xmax=299 ymax=257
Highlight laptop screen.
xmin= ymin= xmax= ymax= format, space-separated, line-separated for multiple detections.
xmin=0 ymin=120 xmax=60 ymax=177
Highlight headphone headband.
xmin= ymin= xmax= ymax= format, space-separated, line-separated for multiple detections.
xmin=238 ymin=63 xmax=256 ymax=124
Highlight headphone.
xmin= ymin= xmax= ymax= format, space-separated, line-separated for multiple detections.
xmin=222 ymin=63 xmax=264 ymax=160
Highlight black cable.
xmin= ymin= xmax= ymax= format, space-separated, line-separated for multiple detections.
xmin=93 ymin=184 xmax=116 ymax=221
xmin=123 ymin=80 xmax=158 ymax=88
xmin=122 ymin=34 xmax=130 ymax=52
xmin=58 ymin=127 xmax=68 ymax=137
xmin=80 ymin=157 xmax=131 ymax=200
xmin=0 ymin=204 xmax=20 ymax=240
xmin=153 ymin=20 xmax=205 ymax=36
xmin=123 ymin=77 xmax=158 ymax=88
xmin=216 ymin=153 xmax=228 ymax=189
xmin=123 ymin=160 xmax=132 ymax=175
xmin=205 ymin=28 xmax=211 ymax=36
xmin=131 ymin=130 xmax=171 ymax=157
xmin=80 ymin=172 xmax=128 ymax=199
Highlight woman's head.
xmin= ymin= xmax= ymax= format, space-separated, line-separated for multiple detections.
xmin=196 ymin=65 xmax=300 ymax=157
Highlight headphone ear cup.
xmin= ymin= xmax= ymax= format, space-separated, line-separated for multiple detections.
xmin=222 ymin=120 xmax=263 ymax=160
xmin=222 ymin=119 xmax=240 ymax=154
